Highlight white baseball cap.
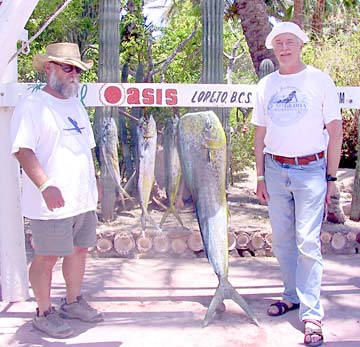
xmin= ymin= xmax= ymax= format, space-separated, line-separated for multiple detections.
xmin=265 ymin=21 xmax=309 ymax=49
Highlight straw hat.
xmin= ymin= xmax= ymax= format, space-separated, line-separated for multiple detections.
xmin=265 ymin=21 xmax=309 ymax=49
xmin=33 ymin=42 xmax=93 ymax=73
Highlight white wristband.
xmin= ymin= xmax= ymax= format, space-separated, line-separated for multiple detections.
xmin=39 ymin=179 xmax=52 ymax=193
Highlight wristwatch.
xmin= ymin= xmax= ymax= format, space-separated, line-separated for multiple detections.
xmin=326 ymin=175 xmax=337 ymax=182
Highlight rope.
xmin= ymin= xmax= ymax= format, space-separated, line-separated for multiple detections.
xmin=8 ymin=0 xmax=74 ymax=64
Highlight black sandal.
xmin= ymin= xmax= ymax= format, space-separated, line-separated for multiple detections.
xmin=267 ymin=300 xmax=300 ymax=317
xmin=303 ymin=319 xmax=324 ymax=347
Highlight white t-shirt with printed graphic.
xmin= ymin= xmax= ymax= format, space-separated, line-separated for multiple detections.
xmin=11 ymin=90 xmax=98 ymax=220
xmin=251 ymin=65 xmax=342 ymax=157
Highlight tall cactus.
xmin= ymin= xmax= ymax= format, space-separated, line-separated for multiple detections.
xmin=201 ymin=0 xmax=231 ymax=187
xmin=95 ymin=0 xmax=121 ymax=221
xmin=201 ymin=0 xmax=224 ymax=84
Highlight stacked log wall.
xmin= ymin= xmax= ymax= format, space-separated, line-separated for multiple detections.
xmin=25 ymin=223 xmax=360 ymax=258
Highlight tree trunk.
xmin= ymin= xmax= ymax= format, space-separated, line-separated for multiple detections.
xmin=250 ymin=231 xmax=265 ymax=250
xmin=96 ymin=0 xmax=121 ymax=221
xmin=350 ymin=115 xmax=360 ymax=221
xmin=187 ymin=231 xmax=204 ymax=252
xmin=311 ymin=0 xmax=325 ymax=38
xmin=153 ymin=234 xmax=170 ymax=253
xmin=171 ymin=238 xmax=187 ymax=254
xmin=234 ymin=0 xmax=278 ymax=75
xmin=236 ymin=231 xmax=251 ymax=249
xmin=137 ymin=235 xmax=153 ymax=253
xmin=331 ymin=232 xmax=347 ymax=251
xmin=114 ymin=231 xmax=136 ymax=256
xmin=96 ymin=237 xmax=114 ymax=253
xmin=293 ymin=0 xmax=304 ymax=27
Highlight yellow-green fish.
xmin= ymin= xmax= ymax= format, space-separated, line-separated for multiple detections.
xmin=177 ymin=111 xmax=259 ymax=327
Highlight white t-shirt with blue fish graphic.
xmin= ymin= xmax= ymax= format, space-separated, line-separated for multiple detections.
xmin=252 ymin=65 xmax=341 ymax=157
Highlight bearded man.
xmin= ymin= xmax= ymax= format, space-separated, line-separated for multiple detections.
xmin=11 ymin=42 xmax=103 ymax=338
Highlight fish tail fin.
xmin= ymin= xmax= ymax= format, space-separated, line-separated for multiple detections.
xmin=117 ymin=183 xmax=133 ymax=201
xmin=225 ymin=278 xmax=260 ymax=327
xmin=160 ymin=205 xmax=184 ymax=228
xmin=145 ymin=211 xmax=162 ymax=232
xmin=203 ymin=285 xmax=225 ymax=327
xmin=203 ymin=278 xmax=259 ymax=327
xmin=170 ymin=206 xmax=185 ymax=227
xmin=124 ymin=171 xmax=136 ymax=192
xmin=160 ymin=208 xmax=171 ymax=227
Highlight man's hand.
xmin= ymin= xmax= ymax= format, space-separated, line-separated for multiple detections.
xmin=256 ymin=180 xmax=269 ymax=205
xmin=325 ymin=181 xmax=337 ymax=205
xmin=42 ymin=186 xmax=65 ymax=211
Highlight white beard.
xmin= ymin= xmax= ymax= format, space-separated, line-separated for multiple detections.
xmin=48 ymin=69 xmax=79 ymax=98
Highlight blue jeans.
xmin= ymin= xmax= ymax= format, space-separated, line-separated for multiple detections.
xmin=265 ymin=154 xmax=327 ymax=321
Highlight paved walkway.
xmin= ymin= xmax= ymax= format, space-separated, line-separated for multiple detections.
xmin=1 ymin=254 xmax=359 ymax=347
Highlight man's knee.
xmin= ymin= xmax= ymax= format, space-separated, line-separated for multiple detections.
xmin=32 ymin=255 xmax=58 ymax=269
xmin=73 ymin=246 xmax=89 ymax=255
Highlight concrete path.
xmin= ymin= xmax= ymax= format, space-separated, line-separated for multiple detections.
xmin=1 ymin=254 xmax=359 ymax=347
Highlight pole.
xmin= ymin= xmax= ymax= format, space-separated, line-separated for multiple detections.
xmin=0 ymin=35 xmax=29 ymax=302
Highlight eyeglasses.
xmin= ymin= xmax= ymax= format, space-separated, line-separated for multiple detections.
xmin=52 ymin=62 xmax=82 ymax=74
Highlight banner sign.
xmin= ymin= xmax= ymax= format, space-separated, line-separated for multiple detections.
xmin=0 ymin=82 xmax=359 ymax=109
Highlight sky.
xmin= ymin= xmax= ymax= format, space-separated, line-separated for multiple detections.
xmin=143 ymin=0 xmax=169 ymax=26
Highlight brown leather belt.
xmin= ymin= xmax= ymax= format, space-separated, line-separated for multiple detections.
xmin=269 ymin=151 xmax=325 ymax=165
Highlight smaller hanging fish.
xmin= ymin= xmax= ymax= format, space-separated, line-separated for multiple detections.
xmin=100 ymin=116 xmax=132 ymax=206
xmin=137 ymin=114 xmax=161 ymax=233
xmin=160 ymin=115 xmax=184 ymax=227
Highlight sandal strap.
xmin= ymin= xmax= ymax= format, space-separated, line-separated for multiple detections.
xmin=270 ymin=301 xmax=288 ymax=314
xmin=303 ymin=319 xmax=323 ymax=346
xmin=304 ymin=319 xmax=322 ymax=328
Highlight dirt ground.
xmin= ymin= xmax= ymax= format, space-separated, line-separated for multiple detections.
xmin=8 ymin=168 xmax=360 ymax=347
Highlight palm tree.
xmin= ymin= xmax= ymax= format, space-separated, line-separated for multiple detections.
xmin=233 ymin=0 xmax=277 ymax=75
xmin=293 ymin=0 xmax=305 ymax=27
xmin=311 ymin=0 xmax=326 ymax=37
xmin=265 ymin=0 xmax=360 ymax=37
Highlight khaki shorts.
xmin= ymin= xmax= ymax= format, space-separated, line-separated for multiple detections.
xmin=30 ymin=211 xmax=97 ymax=256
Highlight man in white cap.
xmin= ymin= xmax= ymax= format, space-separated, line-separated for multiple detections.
xmin=252 ymin=22 xmax=343 ymax=347
xmin=11 ymin=42 xmax=103 ymax=338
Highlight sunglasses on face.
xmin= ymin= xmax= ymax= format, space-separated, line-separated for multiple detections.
xmin=52 ymin=62 xmax=82 ymax=74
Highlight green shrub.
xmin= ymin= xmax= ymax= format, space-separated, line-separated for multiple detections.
xmin=302 ymin=31 xmax=360 ymax=168
xmin=229 ymin=110 xmax=255 ymax=184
